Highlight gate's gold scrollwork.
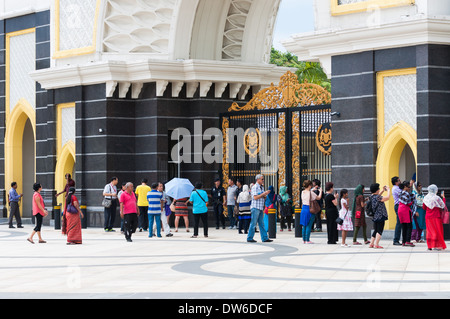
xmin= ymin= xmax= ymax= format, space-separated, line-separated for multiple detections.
xmin=228 ymin=71 xmax=331 ymax=112
xmin=223 ymin=71 xmax=332 ymax=206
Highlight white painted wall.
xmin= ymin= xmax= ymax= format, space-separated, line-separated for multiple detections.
xmin=313 ymin=0 xmax=450 ymax=32
xmin=1 ymin=0 xmax=50 ymax=19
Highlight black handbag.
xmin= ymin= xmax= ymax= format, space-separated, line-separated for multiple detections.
xmin=336 ymin=211 xmax=348 ymax=226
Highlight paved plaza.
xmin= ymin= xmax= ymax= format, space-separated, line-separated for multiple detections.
xmin=1 ymin=224 xmax=450 ymax=299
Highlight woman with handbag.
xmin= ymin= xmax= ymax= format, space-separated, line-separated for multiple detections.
xmin=352 ymin=184 xmax=369 ymax=245
xmin=423 ymin=185 xmax=446 ymax=251
xmin=174 ymin=197 xmax=190 ymax=232
xmin=62 ymin=187 xmax=84 ymax=245
xmin=187 ymin=182 xmax=209 ymax=238
xmin=368 ymin=184 xmax=390 ymax=249
xmin=337 ymin=189 xmax=353 ymax=247
xmin=300 ymin=180 xmax=319 ymax=244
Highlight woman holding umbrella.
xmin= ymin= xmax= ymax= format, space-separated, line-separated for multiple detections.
xmin=165 ymin=178 xmax=195 ymax=233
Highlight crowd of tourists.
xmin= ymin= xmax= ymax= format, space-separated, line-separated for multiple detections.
xmin=6 ymin=173 xmax=448 ymax=250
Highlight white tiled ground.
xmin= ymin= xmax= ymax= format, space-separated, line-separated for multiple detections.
xmin=1 ymin=225 xmax=450 ymax=299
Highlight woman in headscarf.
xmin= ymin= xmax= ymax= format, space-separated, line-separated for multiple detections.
xmin=352 ymin=184 xmax=369 ymax=245
xmin=423 ymin=185 xmax=446 ymax=251
xmin=278 ymin=186 xmax=293 ymax=231
xmin=62 ymin=187 xmax=84 ymax=245
xmin=264 ymin=186 xmax=277 ymax=232
xmin=237 ymin=185 xmax=252 ymax=234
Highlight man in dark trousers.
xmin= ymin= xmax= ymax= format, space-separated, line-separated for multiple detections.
xmin=211 ymin=178 xmax=226 ymax=229
xmin=8 ymin=182 xmax=23 ymax=228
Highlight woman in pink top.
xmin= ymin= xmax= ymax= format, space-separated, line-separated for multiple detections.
xmin=27 ymin=183 xmax=49 ymax=244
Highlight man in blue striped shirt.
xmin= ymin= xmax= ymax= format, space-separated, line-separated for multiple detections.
xmin=247 ymin=175 xmax=272 ymax=243
xmin=147 ymin=183 xmax=164 ymax=238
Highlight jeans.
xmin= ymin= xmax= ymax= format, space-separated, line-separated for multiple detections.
xmin=302 ymin=215 xmax=315 ymax=242
xmin=227 ymin=205 xmax=236 ymax=228
xmin=247 ymin=208 xmax=269 ymax=242
xmin=104 ymin=199 xmax=117 ymax=230
xmin=148 ymin=213 xmax=161 ymax=237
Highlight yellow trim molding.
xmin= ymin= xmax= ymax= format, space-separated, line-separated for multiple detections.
xmin=376 ymin=121 xmax=417 ymax=230
xmin=56 ymin=102 xmax=76 ymax=157
xmin=5 ymin=28 xmax=36 ymax=124
xmin=55 ymin=141 xmax=76 ymax=205
xmin=376 ymin=67 xmax=417 ymax=148
xmin=55 ymin=103 xmax=76 ymax=204
xmin=4 ymin=99 xmax=36 ymax=215
xmin=53 ymin=0 xmax=101 ymax=59
xmin=331 ymin=0 xmax=415 ymax=16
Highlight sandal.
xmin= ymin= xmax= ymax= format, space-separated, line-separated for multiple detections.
xmin=27 ymin=238 xmax=34 ymax=244
xmin=374 ymin=245 xmax=384 ymax=249
xmin=39 ymin=240 xmax=47 ymax=244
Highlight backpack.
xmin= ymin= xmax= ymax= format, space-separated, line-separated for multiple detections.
xmin=366 ymin=195 xmax=375 ymax=217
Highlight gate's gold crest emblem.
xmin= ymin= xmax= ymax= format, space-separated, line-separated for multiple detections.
xmin=316 ymin=123 xmax=332 ymax=156
xmin=244 ymin=128 xmax=261 ymax=158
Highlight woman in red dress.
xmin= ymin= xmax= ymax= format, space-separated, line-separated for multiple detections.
xmin=62 ymin=187 xmax=84 ymax=245
xmin=423 ymin=185 xmax=446 ymax=251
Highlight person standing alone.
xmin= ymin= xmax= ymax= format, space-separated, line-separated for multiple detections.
xmin=8 ymin=182 xmax=23 ymax=228
xmin=103 ymin=177 xmax=118 ymax=232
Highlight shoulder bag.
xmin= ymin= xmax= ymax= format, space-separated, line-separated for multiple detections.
xmin=102 ymin=184 xmax=113 ymax=208
xmin=66 ymin=196 xmax=78 ymax=214
xmin=310 ymin=191 xmax=321 ymax=214
xmin=170 ymin=200 xmax=177 ymax=213
xmin=195 ymin=189 xmax=208 ymax=207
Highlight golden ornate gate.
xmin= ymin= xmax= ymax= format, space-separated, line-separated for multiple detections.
xmin=221 ymin=71 xmax=332 ymax=207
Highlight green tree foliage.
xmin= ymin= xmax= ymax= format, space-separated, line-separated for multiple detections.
xmin=270 ymin=47 xmax=331 ymax=92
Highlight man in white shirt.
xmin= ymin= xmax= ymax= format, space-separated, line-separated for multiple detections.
xmin=227 ymin=178 xmax=238 ymax=229
xmin=103 ymin=177 xmax=118 ymax=232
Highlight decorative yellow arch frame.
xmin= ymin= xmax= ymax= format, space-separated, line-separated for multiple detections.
xmin=5 ymin=99 xmax=36 ymax=212
xmin=55 ymin=141 xmax=76 ymax=204
xmin=376 ymin=121 xmax=417 ymax=229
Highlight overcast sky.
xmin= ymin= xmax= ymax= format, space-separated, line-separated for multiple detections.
xmin=273 ymin=0 xmax=315 ymax=52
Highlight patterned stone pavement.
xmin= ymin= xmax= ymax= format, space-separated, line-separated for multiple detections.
xmin=1 ymin=225 xmax=450 ymax=299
